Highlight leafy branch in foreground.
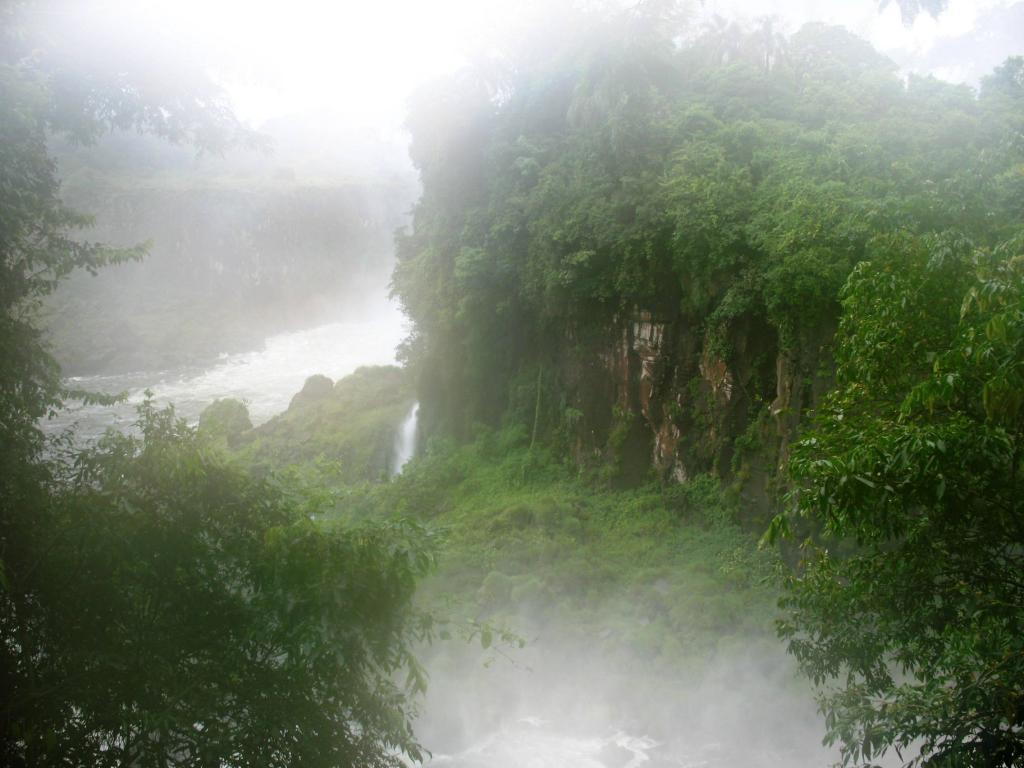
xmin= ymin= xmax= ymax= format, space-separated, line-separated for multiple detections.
xmin=0 ymin=5 xmax=438 ymax=763
xmin=770 ymin=233 xmax=1024 ymax=767
xmin=6 ymin=400 xmax=437 ymax=767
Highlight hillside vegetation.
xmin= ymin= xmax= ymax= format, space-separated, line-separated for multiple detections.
xmin=386 ymin=9 xmax=1024 ymax=766
xmin=393 ymin=13 xmax=1024 ymax=505
xmin=4 ymin=1 xmax=1022 ymax=765
xmin=204 ymin=365 xmax=801 ymax=760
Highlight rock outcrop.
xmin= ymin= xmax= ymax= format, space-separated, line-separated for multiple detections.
xmin=555 ymin=306 xmax=833 ymax=514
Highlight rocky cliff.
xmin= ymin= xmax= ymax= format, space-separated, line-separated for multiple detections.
xmin=531 ymin=305 xmax=832 ymax=518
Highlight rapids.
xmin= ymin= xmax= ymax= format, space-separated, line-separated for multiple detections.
xmin=44 ymin=299 xmax=408 ymax=442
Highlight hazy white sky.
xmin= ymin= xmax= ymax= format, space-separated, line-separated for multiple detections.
xmin=698 ymin=0 xmax=1024 ymax=82
xmin=94 ymin=0 xmax=535 ymax=127
xmin=53 ymin=0 xmax=1024 ymax=129
xmin=701 ymin=0 xmax=1007 ymax=52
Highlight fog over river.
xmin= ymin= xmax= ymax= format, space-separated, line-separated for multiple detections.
xmin=412 ymin=639 xmax=846 ymax=768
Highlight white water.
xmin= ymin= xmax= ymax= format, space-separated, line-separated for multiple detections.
xmin=391 ymin=401 xmax=419 ymax=476
xmin=424 ymin=721 xmax=661 ymax=768
xmin=45 ymin=299 xmax=409 ymax=442
xmin=418 ymin=710 xmax=838 ymax=768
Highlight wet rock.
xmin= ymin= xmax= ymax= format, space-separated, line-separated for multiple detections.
xmin=288 ymin=373 xmax=334 ymax=409
xmin=198 ymin=398 xmax=252 ymax=447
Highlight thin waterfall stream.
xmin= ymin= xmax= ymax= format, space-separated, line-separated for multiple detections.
xmin=391 ymin=401 xmax=419 ymax=476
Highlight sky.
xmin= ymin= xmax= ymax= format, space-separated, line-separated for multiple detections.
xmin=27 ymin=0 xmax=1024 ymax=186
xmin=697 ymin=0 xmax=1024 ymax=83
xmin=61 ymin=0 xmax=1022 ymax=131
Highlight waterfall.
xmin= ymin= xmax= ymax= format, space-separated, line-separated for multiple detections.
xmin=391 ymin=401 xmax=419 ymax=477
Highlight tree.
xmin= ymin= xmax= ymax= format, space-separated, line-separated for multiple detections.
xmin=771 ymin=232 xmax=1024 ymax=766
xmin=0 ymin=0 xmax=259 ymax=456
xmin=1 ymin=3 xmax=433 ymax=764
xmin=8 ymin=401 xmax=435 ymax=767
xmin=879 ymin=0 xmax=949 ymax=25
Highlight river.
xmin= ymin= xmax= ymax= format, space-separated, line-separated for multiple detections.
xmin=424 ymin=721 xmax=661 ymax=768
xmin=43 ymin=299 xmax=408 ymax=442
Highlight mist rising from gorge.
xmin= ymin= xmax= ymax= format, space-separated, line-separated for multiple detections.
xmin=45 ymin=119 xmax=418 ymax=377
xmin=9 ymin=1 xmax=1020 ymax=766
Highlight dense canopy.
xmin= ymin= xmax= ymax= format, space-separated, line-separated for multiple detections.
xmin=394 ymin=13 xmax=1024 ymax=439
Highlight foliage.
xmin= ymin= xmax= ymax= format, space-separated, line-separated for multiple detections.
xmin=216 ymin=385 xmax=788 ymax=730
xmin=0 ymin=6 xmax=431 ymax=765
xmin=0 ymin=0 xmax=257 ymax=457
xmin=391 ymin=25 xmax=1024 ymax=761
xmin=233 ymin=379 xmax=780 ymax=654
xmin=197 ymin=396 xmax=253 ymax=442
xmin=880 ymin=0 xmax=949 ymax=25
xmin=393 ymin=7 xmax=1024 ymax=446
xmin=771 ymin=234 xmax=1024 ymax=767
xmin=4 ymin=400 xmax=435 ymax=767
xmin=228 ymin=366 xmax=414 ymax=483
xmin=325 ymin=424 xmax=781 ymax=667
xmin=0 ymin=12 xmax=257 ymax=759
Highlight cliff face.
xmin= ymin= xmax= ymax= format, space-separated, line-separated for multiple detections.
xmin=537 ymin=306 xmax=835 ymax=515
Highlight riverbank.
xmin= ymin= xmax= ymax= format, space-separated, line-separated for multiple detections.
xmin=42 ymin=305 xmax=408 ymax=443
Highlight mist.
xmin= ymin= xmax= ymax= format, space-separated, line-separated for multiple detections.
xmin=412 ymin=611 xmax=835 ymax=766
xmin=4 ymin=1 xmax=1023 ymax=766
